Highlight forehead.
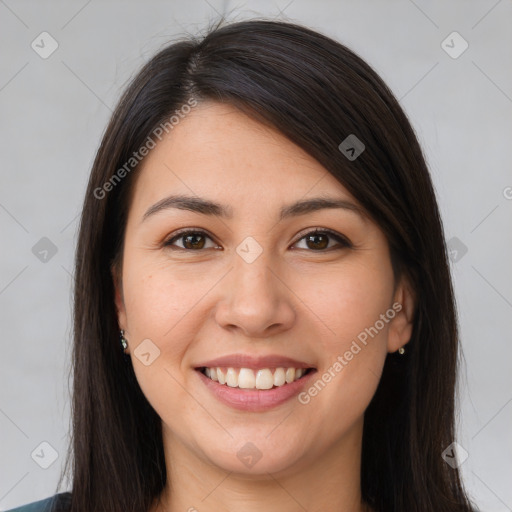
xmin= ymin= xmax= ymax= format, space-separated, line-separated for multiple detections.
xmin=130 ymin=101 xmax=356 ymax=212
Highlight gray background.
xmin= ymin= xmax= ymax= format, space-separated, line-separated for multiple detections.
xmin=1 ymin=0 xmax=511 ymax=510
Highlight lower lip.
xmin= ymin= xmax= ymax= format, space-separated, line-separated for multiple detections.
xmin=195 ymin=369 xmax=317 ymax=412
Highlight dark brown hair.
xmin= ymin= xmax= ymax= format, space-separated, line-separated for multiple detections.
xmin=55 ymin=18 xmax=477 ymax=512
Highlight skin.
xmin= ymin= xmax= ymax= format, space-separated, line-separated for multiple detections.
xmin=112 ymin=101 xmax=414 ymax=512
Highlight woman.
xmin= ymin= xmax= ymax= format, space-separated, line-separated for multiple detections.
xmin=8 ymin=18 xmax=477 ymax=512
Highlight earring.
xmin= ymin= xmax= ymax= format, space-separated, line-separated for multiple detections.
xmin=398 ymin=346 xmax=405 ymax=355
xmin=120 ymin=330 xmax=128 ymax=351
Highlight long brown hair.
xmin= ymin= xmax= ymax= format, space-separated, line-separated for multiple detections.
xmin=56 ymin=18 xmax=477 ymax=511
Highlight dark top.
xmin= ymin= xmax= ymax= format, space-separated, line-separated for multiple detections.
xmin=4 ymin=492 xmax=72 ymax=512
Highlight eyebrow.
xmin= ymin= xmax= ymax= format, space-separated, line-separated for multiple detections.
xmin=141 ymin=194 xmax=366 ymax=223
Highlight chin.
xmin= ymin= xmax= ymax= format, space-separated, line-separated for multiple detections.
xmin=202 ymin=439 xmax=305 ymax=476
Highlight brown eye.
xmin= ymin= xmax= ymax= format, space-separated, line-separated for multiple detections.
xmin=293 ymin=229 xmax=352 ymax=251
xmin=305 ymin=233 xmax=329 ymax=250
xmin=181 ymin=233 xmax=206 ymax=250
xmin=164 ymin=230 xmax=218 ymax=250
xmin=163 ymin=228 xmax=352 ymax=252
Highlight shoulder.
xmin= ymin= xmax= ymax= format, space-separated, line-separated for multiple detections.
xmin=4 ymin=492 xmax=72 ymax=512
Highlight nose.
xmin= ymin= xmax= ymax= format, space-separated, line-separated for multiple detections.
xmin=214 ymin=249 xmax=296 ymax=338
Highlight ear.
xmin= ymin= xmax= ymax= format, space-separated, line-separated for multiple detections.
xmin=387 ymin=276 xmax=415 ymax=353
xmin=111 ymin=262 xmax=128 ymax=334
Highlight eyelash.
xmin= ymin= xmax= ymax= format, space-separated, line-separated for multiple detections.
xmin=163 ymin=227 xmax=353 ymax=252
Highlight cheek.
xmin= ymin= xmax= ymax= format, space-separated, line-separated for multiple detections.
xmin=294 ymin=259 xmax=393 ymax=432
xmin=121 ymin=261 xmax=206 ymax=421
xmin=120 ymin=257 xmax=204 ymax=386
xmin=304 ymin=256 xmax=394 ymax=345
xmin=122 ymin=255 xmax=205 ymax=338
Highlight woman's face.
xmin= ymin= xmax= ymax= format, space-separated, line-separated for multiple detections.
xmin=113 ymin=101 xmax=413 ymax=477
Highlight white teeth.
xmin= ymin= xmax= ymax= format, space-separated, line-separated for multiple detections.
xmin=226 ymin=368 xmax=238 ymax=387
xmin=273 ymin=367 xmax=286 ymax=386
xmin=255 ymin=369 xmax=274 ymax=390
xmin=238 ymin=368 xmax=256 ymax=389
xmin=201 ymin=366 xmax=310 ymax=390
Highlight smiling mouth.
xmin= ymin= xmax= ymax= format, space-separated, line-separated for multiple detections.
xmin=196 ymin=366 xmax=316 ymax=390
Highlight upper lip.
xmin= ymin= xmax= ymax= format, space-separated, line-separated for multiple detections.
xmin=195 ymin=354 xmax=315 ymax=370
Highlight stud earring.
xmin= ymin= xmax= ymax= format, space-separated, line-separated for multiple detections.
xmin=398 ymin=346 xmax=405 ymax=355
xmin=120 ymin=330 xmax=128 ymax=351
